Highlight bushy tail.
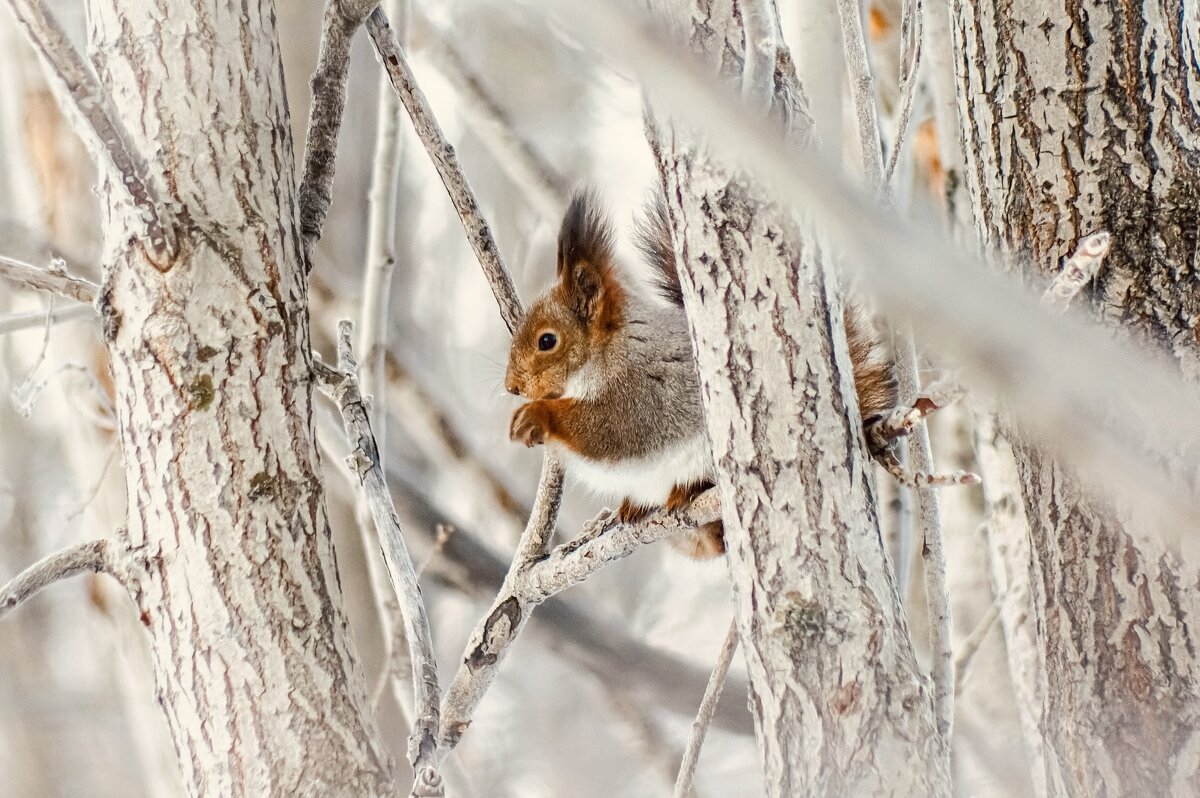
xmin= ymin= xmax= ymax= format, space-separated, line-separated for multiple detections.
xmin=634 ymin=195 xmax=685 ymax=308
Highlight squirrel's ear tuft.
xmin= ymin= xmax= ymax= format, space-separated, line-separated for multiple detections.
xmin=557 ymin=187 xmax=621 ymax=325
xmin=634 ymin=194 xmax=684 ymax=308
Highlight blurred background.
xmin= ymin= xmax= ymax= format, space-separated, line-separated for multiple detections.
xmin=0 ymin=1 xmax=1030 ymax=795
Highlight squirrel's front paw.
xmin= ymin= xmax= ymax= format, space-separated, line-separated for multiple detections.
xmin=510 ymin=401 xmax=553 ymax=447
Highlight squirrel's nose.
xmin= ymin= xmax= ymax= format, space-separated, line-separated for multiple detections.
xmin=505 ymin=375 xmax=523 ymax=396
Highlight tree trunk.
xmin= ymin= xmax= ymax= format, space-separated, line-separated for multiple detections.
xmin=949 ymin=1 xmax=1200 ymax=794
xmin=84 ymin=1 xmax=392 ymax=794
xmin=645 ymin=2 xmax=946 ymax=795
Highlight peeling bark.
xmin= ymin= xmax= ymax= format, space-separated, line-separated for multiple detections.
xmin=950 ymin=1 xmax=1200 ymax=794
xmin=645 ymin=2 xmax=946 ymax=794
xmin=82 ymin=1 xmax=393 ymax=794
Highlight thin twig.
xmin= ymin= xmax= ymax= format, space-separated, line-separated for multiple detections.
xmin=674 ymin=620 xmax=739 ymax=798
xmin=367 ymin=7 xmax=522 ymax=333
xmin=316 ymin=321 xmax=444 ymax=797
xmin=413 ymin=8 xmax=569 ymax=226
xmin=0 ymin=303 xmax=93 ymax=335
xmin=0 ymin=254 xmax=98 ymax=305
xmin=883 ymin=0 xmax=924 ymax=186
xmin=0 ymin=539 xmax=116 ymax=621
xmin=297 ymin=0 xmax=379 ymax=250
xmin=4 ymin=0 xmax=176 ymax=263
xmin=954 ymin=598 xmax=1002 ymax=694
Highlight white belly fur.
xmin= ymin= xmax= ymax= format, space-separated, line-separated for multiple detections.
xmin=559 ymin=434 xmax=713 ymax=507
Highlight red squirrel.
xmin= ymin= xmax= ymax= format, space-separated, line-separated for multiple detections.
xmin=505 ymin=189 xmax=897 ymax=558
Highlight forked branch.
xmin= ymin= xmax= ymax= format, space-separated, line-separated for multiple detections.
xmin=315 ymin=321 xmax=444 ymax=798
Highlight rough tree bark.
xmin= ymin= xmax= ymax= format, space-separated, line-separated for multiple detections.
xmin=70 ymin=1 xmax=393 ymax=794
xmin=644 ymin=1 xmax=946 ymax=795
xmin=949 ymin=1 xmax=1200 ymax=794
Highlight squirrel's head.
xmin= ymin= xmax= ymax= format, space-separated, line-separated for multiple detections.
xmin=506 ymin=189 xmax=626 ymax=400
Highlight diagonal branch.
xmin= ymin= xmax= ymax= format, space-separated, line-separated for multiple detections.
xmin=0 ymin=253 xmax=98 ymax=305
xmin=366 ymin=6 xmax=522 ymax=334
xmin=0 ymin=538 xmax=118 ymax=621
xmin=674 ymin=619 xmax=739 ymax=798
xmin=316 ymin=321 xmax=444 ymax=798
xmin=4 ymin=0 xmax=176 ymax=262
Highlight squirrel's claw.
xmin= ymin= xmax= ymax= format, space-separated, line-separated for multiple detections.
xmin=510 ymin=402 xmax=550 ymax=447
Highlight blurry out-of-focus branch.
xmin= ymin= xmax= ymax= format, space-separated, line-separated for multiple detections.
xmin=674 ymin=619 xmax=739 ymax=798
xmin=0 ymin=538 xmax=119 ymax=622
xmin=316 ymin=321 xmax=444 ymax=798
xmin=0 ymin=254 xmax=97 ymax=304
xmin=0 ymin=304 xmax=93 ymax=335
xmin=367 ymin=6 xmax=522 ymax=334
xmin=528 ymin=0 xmax=1200 ymax=535
xmin=298 ymin=0 xmax=379 ymax=250
xmin=954 ymin=598 xmax=1002 ymax=694
xmin=413 ymin=8 xmax=569 ymax=225
xmin=738 ymin=0 xmax=779 ymax=115
xmin=384 ymin=351 xmax=528 ymax=539
xmin=4 ymin=0 xmax=176 ymax=263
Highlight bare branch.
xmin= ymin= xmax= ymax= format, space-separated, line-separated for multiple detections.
xmin=0 ymin=539 xmax=117 ymax=621
xmin=4 ymin=0 xmax=176 ymax=262
xmin=894 ymin=329 xmax=954 ymax=764
xmin=0 ymin=303 xmax=93 ymax=335
xmin=674 ymin=619 xmax=739 ymax=798
xmin=883 ymin=0 xmax=924 ymax=186
xmin=298 ymin=0 xmax=379 ymax=249
xmin=367 ymin=6 xmax=523 ymax=334
xmin=835 ymin=0 xmax=885 ymax=191
xmin=414 ymin=8 xmax=569 ymax=226
xmin=1043 ymin=230 xmax=1111 ymax=311
xmin=316 ymin=321 xmax=444 ymax=797
xmin=0 ymin=254 xmax=98 ymax=305
xmin=955 ymin=598 xmax=1002 ymax=694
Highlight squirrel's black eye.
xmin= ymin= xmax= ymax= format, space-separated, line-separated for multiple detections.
xmin=538 ymin=332 xmax=557 ymax=351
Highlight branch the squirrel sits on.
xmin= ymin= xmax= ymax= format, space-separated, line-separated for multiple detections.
xmin=505 ymin=188 xmax=969 ymax=559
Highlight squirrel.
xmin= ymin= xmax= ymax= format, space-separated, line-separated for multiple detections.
xmin=505 ymin=189 xmax=899 ymax=559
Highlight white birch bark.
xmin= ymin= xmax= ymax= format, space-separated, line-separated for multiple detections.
xmin=61 ymin=1 xmax=395 ymax=794
xmin=949 ymin=2 xmax=1200 ymax=794
xmin=645 ymin=2 xmax=946 ymax=794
